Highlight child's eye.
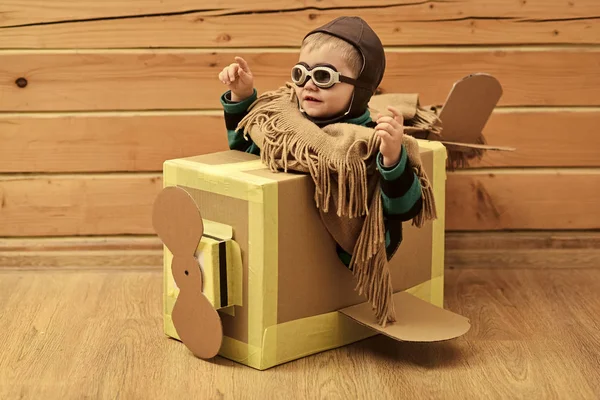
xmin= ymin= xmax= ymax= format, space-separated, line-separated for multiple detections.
xmin=313 ymin=70 xmax=331 ymax=83
xmin=292 ymin=68 xmax=303 ymax=81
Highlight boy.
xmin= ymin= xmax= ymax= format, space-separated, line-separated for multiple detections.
xmin=218 ymin=16 xmax=423 ymax=268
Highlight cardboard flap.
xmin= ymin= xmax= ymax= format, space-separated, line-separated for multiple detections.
xmin=438 ymin=73 xmax=503 ymax=145
xmin=339 ymin=292 xmax=470 ymax=342
xmin=194 ymin=234 xmax=243 ymax=310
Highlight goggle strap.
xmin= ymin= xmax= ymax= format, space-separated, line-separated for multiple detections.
xmin=338 ymin=75 xmax=373 ymax=91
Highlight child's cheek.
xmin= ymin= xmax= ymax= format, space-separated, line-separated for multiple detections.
xmin=293 ymin=86 xmax=302 ymax=99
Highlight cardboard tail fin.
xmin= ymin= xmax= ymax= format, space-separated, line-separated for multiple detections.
xmin=434 ymin=73 xmax=514 ymax=170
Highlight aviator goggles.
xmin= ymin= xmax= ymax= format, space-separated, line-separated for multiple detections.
xmin=290 ymin=62 xmax=370 ymax=90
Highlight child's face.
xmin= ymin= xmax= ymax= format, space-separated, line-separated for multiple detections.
xmin=293 ymin=45 xmax=357 ymax=119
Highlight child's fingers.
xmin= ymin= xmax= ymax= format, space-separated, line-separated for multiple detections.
xmin=235 ymin=57 xmax=251 ymax=73
xmin=387 ymin=106 xmax=404 ymax=125
xmin=376 ymin=129 xmax=392 ymax=141
xmin=377 ymin=116 xmax=401 ymax=130
xmin=375 ymin=122 xmax=397 ymax=136
xmin=219 ymin=69 xmax=230 ymax=85
xmin=227 ymin=64 xmax=239 ymax=82
xmin=239 ymin=69 xmax=254 ymax=86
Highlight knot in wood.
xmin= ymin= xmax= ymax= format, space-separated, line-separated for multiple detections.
xmin=15 ymin=77 xmax=28 ymax=88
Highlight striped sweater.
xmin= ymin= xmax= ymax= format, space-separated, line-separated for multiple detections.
xmin=221 ymin=89 xmax=423 ymax=266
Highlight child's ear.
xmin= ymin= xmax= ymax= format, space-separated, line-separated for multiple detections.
xmin=152 ymin=187 xmax=204 ymax=255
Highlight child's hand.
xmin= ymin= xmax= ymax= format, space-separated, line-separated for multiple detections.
xmin=218 ymin=56 xmax=255 ymax=102
xmin=376 ymin=106 xmax=405 ymax=167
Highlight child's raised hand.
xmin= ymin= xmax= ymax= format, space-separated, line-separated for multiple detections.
xmin=376 ymin=106 xmax=405 ymax=167
xmin=218 ymin=56 xmax=255 ymax=102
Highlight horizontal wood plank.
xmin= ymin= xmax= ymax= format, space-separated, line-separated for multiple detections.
xmin=0 ymin=174 xmax=162 ymax=236
xmin=10 ymin=231 xmax=599 ymax=253
xmin=445 ymin=231 xmax=600 ymax=269
xmin=3 ymin=231 xmax=599 ymax=269
xmin=446 ymin=231 xmax=600 ymax=251
xmin=468 ymin=109 xmax=600 ymax=168
xmin=0 ymin=113 xmax=229 ymax=172
xmin=1 ymin=1 xmax=598 ymax=47
xmin=446 ymin=248 xmax=600 ymax=270
xmin=1 ymin=49 xmax=599 ymax=112
xmin=446 ymin=170 xmax=600 ymax=230
xmin=0 ymin=237 xmax=162 ymax=269
xmin=1 ymin=109 xmax=598 ymax=173
xmin=0 ymin=170 xmax=599 ymax=236
xmin=2 ymin=0 xmax=599 ymax=28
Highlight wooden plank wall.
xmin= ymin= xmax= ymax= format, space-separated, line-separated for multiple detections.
xmin=1 ymin=0 xmax=599 ymax=269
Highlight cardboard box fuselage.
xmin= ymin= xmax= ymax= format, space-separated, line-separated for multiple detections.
xmin=163 ymin=140 xmax=446 ymax=370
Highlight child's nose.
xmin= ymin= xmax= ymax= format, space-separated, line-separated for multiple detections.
xmin=304 ymin=78 xmax=318 ymax=90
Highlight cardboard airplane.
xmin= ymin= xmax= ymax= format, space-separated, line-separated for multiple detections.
xmin=152 ymin=73 xmax=513 ymax=367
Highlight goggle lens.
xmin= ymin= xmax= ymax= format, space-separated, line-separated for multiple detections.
xmin=312 ymin=69 xmax=331 ymax=85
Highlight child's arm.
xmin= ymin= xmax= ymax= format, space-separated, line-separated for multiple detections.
xmin=377 ymin=148 xmax=423 ymax=221
xmin=221 ymin=89 xmax=260 ymax=155
xmin=218 ymin=57 xmax=260 ymax=155
xmin=374 ymin=106 xmax=423 ymax=221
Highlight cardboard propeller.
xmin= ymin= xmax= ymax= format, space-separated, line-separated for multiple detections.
xmin=152 ymin=186 xmax=223 ymax=359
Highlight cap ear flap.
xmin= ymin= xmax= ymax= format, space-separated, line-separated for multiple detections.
xmin=152 ymin=186 xmax=204 ymax=256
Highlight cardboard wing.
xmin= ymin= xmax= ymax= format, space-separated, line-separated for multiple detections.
xmin=340 ymin=292 xmax=470 ymax=342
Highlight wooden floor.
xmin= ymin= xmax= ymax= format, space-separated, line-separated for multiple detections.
xmin=1 ymin=267 xmax=599 ymax=399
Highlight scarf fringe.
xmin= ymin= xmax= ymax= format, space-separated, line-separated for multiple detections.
xmin=445 ymin=134 xmax=487 ymax=170
xmin=412 ymin=106 xmax=443 ymax=138
xmin=412 ymin=164 xmax=438 ymax=228
xmin=238 ymin=86 xmax=371 ymax=218
xmin=349 ymin=186 xmax=396 ymax=327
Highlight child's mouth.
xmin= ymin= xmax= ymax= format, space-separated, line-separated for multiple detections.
xmin=304 ymin=96 xmax=322 ymax=103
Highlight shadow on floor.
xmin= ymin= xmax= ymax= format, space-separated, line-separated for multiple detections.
xmin=355 ymin=335 xmax=470 ymax=369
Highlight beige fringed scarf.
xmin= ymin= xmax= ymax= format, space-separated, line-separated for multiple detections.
xmin=238 ymin=84 xmax=439 ymax=326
